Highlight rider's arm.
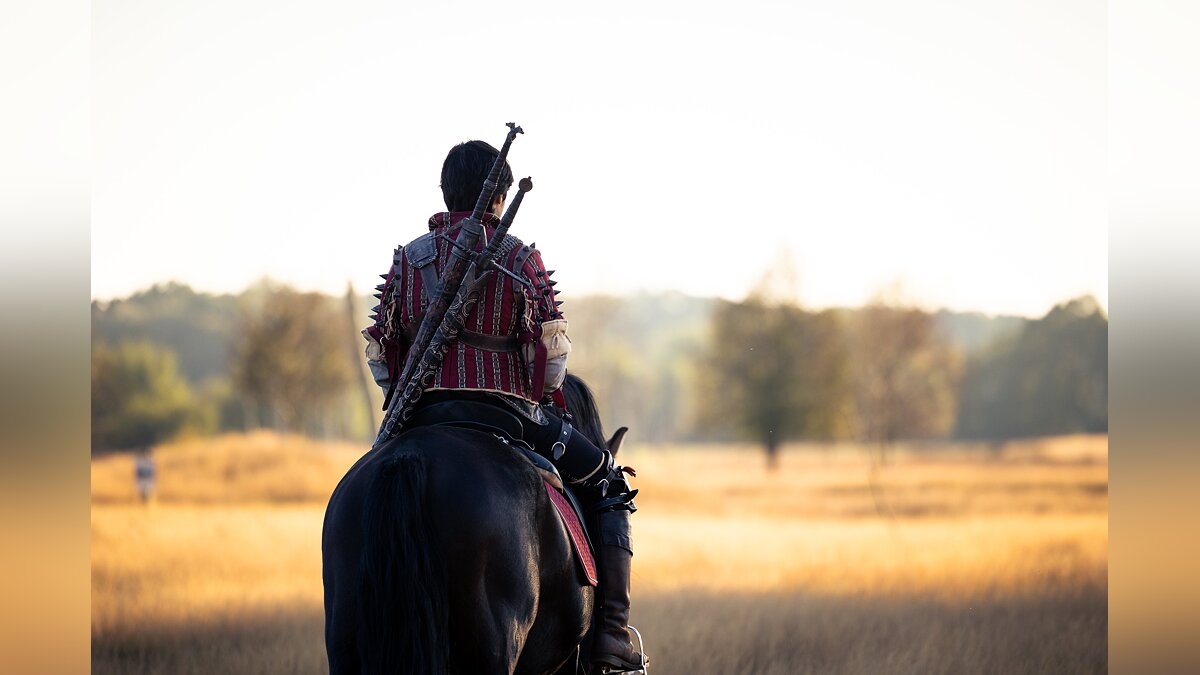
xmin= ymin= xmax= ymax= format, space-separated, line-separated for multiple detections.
xmin=363 ymin=246 xmax=408 ymax=405
xmin=540 ymin=320 xmax=570 ymax=393
xmin=362 ymin=326 xmax=390 ymax=394
xmin=520 ymin=248 xmax=571 ymax=395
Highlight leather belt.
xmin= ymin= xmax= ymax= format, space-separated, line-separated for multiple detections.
xmin=404 ymin=321 xmax=520 ymax=352
xmin=459 ymin=330 xmax=520 ymax=352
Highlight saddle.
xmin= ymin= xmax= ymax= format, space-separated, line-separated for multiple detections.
xmin=406 ymin=400 xmax=599 ymax=587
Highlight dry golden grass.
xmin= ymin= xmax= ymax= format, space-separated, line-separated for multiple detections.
xmin=624 ymin=437 xmax=1107 ymax=599
xmin=92 ymin=433 xmax=1107 ymax=674
xmin=91 ymin=431 xmax=362 ymax=505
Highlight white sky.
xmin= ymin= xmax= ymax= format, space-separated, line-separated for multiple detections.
xmin=93 ymin=0 xmax=1106 ymax=318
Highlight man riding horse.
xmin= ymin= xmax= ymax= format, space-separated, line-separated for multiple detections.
xmin=360 ymin=133 xmax=647 ymax=672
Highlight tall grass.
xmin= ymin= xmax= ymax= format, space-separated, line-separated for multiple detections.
xmin=92 ymin=433 xmax=1107 ymax=674
xmin=91 ymin=431 xmax=362 ymax=504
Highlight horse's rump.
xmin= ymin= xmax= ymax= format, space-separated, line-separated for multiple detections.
xmin=323 ymin=425 xmax=590 ymax=675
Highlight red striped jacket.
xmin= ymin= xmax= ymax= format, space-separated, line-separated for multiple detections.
xmin=365 ymin=211 xmax=562 ymax=405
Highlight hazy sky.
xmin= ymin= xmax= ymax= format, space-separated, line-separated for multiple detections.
xmin=93 ymin=0 xmax=1105 ymax=317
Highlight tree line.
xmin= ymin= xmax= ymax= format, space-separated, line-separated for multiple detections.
xmin=91 ymin=281 xmax=370 ymax=451
xmin=90 ymin=282 xmax=1107 ymax=456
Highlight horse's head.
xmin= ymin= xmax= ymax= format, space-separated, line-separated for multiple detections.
xmin=561 ymin=372 xmax=630 ymax=460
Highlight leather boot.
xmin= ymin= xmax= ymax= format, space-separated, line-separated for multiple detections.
xmin=591 ymin=509 xmax=647 ymax=673
xmin=543 ymin=418 xmax=647 ymax=671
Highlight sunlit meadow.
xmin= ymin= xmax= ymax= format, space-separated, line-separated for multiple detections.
xmin=92 ymin=433 xmax=1107 ymax=674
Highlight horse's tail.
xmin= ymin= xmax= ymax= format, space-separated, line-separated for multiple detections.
xmin=358 ymin=450 xmax=448 ymax=674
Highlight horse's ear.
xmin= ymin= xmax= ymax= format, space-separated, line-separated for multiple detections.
xmin=607 ymin=426 xmax=629 ymax=458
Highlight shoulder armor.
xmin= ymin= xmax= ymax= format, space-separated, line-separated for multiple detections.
xmin=402 ymin=232 xmax=440 ymax=301
xmin=510 ymin=242 xmax=537 ymax=276
xmin=403 ymin=232 xmax=438 ymax=269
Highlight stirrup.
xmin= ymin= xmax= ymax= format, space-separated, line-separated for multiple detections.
xmin=594 ymin=625 xmax=648 ymax=675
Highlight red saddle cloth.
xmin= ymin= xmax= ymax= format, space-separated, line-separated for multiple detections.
xmin=543 ymin=480 xmax=598 ymax=587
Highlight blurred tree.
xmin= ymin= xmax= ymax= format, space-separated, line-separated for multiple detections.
xmin=345 ymin=282 xmax=378 ymax=435
xmin=231 ymin=283 xmax=354 ymax=435
xmin=195 ymin=376 xmax=243 ymax=433
xmin=955 ymin=296 xmax=1107 ymax=439
xmin=851 ymin=295 xmax=963 ymax=459
xmin=91 ymin=341 xmax=196 ymax=452
xmin=566 ymin=292 xmax=712 ymax=442
xmin=91 ymin=282 xmax=239 ymax=383
xmin=704 ymin=295 xmax=850 ymax=470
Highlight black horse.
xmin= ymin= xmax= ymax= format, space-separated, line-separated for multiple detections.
xmin=323 ymin=374 xmax=625 ymax=674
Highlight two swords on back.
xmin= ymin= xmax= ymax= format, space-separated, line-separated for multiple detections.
xmin=375 ymin=122 xmax=533 ymax=446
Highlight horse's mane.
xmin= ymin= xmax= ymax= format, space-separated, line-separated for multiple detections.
xmin=561 ymin=372 xmax=606 ymax=448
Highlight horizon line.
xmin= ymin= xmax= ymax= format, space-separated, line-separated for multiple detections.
xmin=91 ymin=278 xmax=1106 ymax=321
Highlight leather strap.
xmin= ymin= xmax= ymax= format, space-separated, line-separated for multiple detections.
xmin=403 ymin=322 xmax=519 ymax=352
xmin=591 ymin=488 xmax=639 ymax=515
xmin=403 ymin=232 xmax=440 ymax=302
xmin=459 ymin=329 xmax=520 ymax=352
xmin=524 ymin=322 xmax=548 ymax=396
xmin=551 ymin=417 xmax=573 ymax=461
xmin=511 ymin=244 xmax=536 ymax=278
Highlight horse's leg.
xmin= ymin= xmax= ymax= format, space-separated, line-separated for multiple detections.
xmin=435 ymin=449 xmax=541 ymax=675
xmin=516 ymin=493 xmax=594 ymax=675
xmin=519 ymin=571 xmax=592 ymax=675
xmin=451 ymin=589 xmax=529 ymax=673
xmin=322 ymin=574 xmax=361 ymax=675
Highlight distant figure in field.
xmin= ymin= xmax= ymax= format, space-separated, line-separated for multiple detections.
xmin=135 ymin=450 xmax=156 ymax=503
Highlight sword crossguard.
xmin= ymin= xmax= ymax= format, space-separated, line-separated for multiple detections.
xmin=492 ymin=265 xmax=534 ymax=289
xmin=438 ymin=232 xmax=474 ymax=253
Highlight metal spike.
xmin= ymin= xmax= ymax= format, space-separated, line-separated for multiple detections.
xmin=547 ymin=280 xmax=558 ymax=287
xmin=371 ymin=305 xmax=380 ymax=313
xmin=380 ymin=274 xmax=388 ymax=280
xmin=555 ymin=300 xmax=563 ymax=307
xmin=375 ymin=283 xmax=386 ymax=291
xmin=535 ymin=269 xmax=545 ymax=277
xmin=546 ymin=270 xmax=555 ymax=276
xmin=529 ymin=242 xmax=536 ymax=249
xmin=372 ymin=293 xmax=381 ymax=300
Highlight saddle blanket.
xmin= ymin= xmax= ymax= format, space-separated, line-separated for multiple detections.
xmin=543 ymin=480 xmax=598 ymax=586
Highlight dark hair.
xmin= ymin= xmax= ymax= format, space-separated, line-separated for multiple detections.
xmin=439 ymin=140 xmax=513 ymax=212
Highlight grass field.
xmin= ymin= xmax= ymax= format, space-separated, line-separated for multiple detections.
xmin=92 ymin=432 xmax=1107 ymax=674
